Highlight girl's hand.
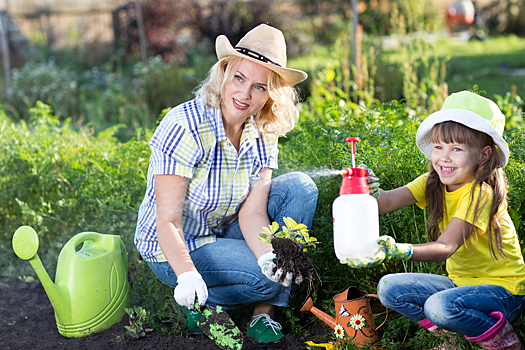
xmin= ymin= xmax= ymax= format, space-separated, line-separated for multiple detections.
xmin=339 ymin=249 xmax=386 ymax=269
xmin=378 ymin=235 xmax=413 ymax=261
xmin=359 ymin=164 xmax=380 ymax=200
xmin=340 ymin=235 xmax=413 ymax=268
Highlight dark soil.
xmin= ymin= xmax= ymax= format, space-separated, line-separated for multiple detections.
xmin=271 ymin=237 xmax=315 ymax=283
xmin=0 ymin=276 xmax=332 ymax=350
xmin=197 ymin=307 xmax=244 ymax=350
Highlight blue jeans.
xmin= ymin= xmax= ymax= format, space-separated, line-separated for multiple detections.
xmin=148 ymin=172 xmax=318 ymax=309
xmin=377 ymin=273 xmax=525 ymax=337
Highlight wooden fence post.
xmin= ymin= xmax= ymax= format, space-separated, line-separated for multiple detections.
xmin=0 ymin=12 xmax=11 ymax=94
xmin=134 ymin=1 xmax=147 ymax=63
xmin=351 ymin=0 xmax=363 ymax=90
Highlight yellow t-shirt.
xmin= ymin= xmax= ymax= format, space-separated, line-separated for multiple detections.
xmin=406 ymin=173 xmax=525 ymax=295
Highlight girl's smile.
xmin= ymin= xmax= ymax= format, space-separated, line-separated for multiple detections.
xmin=430 ymin=141 xmax=480 ymax=192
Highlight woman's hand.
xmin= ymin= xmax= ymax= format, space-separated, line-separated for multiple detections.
xmin=174 ymin=271 xmax=208 ymax=310
xmin=258 ymin=251 xmax=302 ymax=287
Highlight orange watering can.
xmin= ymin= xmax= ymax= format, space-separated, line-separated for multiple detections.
xmin=301 ymin=286 xmax=388 ymax=348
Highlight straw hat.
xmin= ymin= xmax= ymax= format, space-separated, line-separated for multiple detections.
xmin=416 ymin=91 xmax=509 ymax=167
xmin=215 ymin=24 xmax=307 ymax=86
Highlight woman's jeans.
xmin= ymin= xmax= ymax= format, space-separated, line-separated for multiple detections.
xmin=148 ymin=172 xmax=318 ymax=309
xmin=377 ymin=273 xmax=525 ymax=337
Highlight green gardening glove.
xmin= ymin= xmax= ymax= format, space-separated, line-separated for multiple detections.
xmin=339 ymin=248 xmax=386 ymax=269
xmin=339 ymin=235 xmax=413 ymax=269
xmin=359 ymin=164 xmax=380 ymax=200
xmin=378 ymin=235 xmax=413 ymax=261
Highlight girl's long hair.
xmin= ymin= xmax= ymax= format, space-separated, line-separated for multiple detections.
xmin=195 ymin=56 xmax=300 ymax=136
xmin=425 ymin=121 xmax=508 ymax=259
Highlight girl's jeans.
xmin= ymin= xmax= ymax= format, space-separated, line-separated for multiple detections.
xmin=148 ymin=172 xmax=318 ymax=309
xmin=377 ymin=273 xmax=525 ymax=337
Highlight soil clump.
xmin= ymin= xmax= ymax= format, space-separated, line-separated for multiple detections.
xmin=271 ymin=237 xmax=315 ymax=284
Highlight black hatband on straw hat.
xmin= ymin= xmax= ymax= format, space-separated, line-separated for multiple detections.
xmin=235 ymin=47 xmax=282 ymax=67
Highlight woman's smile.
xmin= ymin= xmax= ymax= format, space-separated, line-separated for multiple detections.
xmin=233 ymin=98 xmax=249 ymax=110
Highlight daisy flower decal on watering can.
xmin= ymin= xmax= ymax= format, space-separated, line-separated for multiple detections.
xmin=348 ymin=313 xmax=368 ymax=330
xmin=334 ymin=324 xmax=345 ymax=339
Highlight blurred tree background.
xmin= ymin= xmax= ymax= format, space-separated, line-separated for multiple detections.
xmin=1 ymin=0 xmax=524 ymax=139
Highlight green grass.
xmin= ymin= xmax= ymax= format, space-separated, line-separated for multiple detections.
xmin=435 ymin=35 xmax=525 ymax=98
xmin=290 ymin=34 xmax=525 ymax=103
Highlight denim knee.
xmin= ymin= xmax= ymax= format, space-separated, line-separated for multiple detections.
xmin=424 ymin=292 xmax=453 ymax=327
xmin=377 ymin=274 xmax=397 ymax=308
xmin=269 ymin=172 xmax=318 ymax=228
xmin=293 ymin=171 xmax=319 ymax=200
xmin=251 ymin=276 xmax=288 ymax=301
xmin=276 ymin=172 xmax=318 ymax=199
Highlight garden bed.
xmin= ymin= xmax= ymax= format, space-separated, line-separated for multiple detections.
xmin=0 ymin=276 xmax=331 ymax=350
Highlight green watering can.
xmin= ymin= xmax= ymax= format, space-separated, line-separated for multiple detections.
xmin=12 ymin=226 xmax=130 ymax=338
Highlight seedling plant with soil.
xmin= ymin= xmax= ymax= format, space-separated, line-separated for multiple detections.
xmin=258 ymin=217 xmax=319 ymax=285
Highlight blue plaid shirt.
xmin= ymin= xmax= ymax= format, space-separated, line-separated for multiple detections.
xmin=135 ymin=97 xmax=279 ymax=262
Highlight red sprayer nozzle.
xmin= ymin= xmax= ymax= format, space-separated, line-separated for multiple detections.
xmin=341 ymin=168 xmax=352 ymax=176
xmin=346 ymin=137 xmax=360 ymax=168
xmin=339 ymin=137 xmax=369 ymax=196
xmin=339 ymin=167 xmax=369 ymax=196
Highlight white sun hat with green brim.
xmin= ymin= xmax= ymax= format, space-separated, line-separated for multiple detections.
xmin=416 ymin=90 xmax=509 ymax=167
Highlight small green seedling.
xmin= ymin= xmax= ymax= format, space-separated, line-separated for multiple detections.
xmin=258 ymin=217 xmax=319 ymax=252
xmin=124 ymin=306 xmax=150 ymax=338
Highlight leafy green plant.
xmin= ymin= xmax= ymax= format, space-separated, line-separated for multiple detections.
xmin=259 ymin=217 xmax=319 ymax=252
xmin=124 ymin=306 xmax=150 ymax=337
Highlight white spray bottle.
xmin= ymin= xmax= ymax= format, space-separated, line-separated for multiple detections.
xmin=333 ymin=137 xmax=380 ymax=261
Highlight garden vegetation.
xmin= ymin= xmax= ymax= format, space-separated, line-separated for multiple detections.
xmin=1 ymin=2 xmax=525 ymax=348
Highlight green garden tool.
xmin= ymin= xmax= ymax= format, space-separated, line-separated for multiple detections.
xmin=12 ymin=226 xmax=130 ymax=338
xmin=197 ymin=305 xmax=243 ymax=350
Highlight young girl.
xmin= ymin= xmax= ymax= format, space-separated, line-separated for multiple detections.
xmin=344 ymin=91 xmax=525 ymax=349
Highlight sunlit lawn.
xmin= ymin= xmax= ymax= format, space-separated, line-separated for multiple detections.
xmin=290 ymin=33 xmax=525 ymax=102
xmin=435 ymin=34 xmax=525 ymax=98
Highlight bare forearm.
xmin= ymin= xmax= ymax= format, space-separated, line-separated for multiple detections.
xmin=410 ymin=242 xmax=455 ymax=262
xmin=238 ymin=168 xmax=273 ymax=260
xmin=154 ymin=175 xmax=194 ymax=276
xmin=239 ymin=211 xmax=273 ymax=259
xmin=377 ymin=187 xmax=416 ymax=214
xmin=157 ymin=221 xmax=196 ymax=276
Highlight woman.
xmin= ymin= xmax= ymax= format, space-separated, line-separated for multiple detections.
xmin=134 ymin=24 xmax=318 ymax=343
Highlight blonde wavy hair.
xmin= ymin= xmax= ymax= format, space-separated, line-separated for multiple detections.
xmin=195 ymin=56 xmax=300 ymax=136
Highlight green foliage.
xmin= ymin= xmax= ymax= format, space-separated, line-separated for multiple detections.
xmin=7 ymin=50 xmax=197 ymax=140
xmin=359 ymin=0 xmax=445 ymax=36
xmin=494 ymin=86 xmax=525 ymax=136
xmin=0 ymin=101 xmax=192 ymax=335
xmin=302 ymin=13 xmax=448 ymax=121
xmin=259 ymin=217 xmax=319 ymax=252
xmin=124 ymin=306 xmax=150 ymax=335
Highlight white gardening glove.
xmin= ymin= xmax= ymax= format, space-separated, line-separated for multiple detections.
xmin=174 ymin=271 xmax=208 ymax=310
xmin=258 ymin=251 xmax=299 ymax=287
